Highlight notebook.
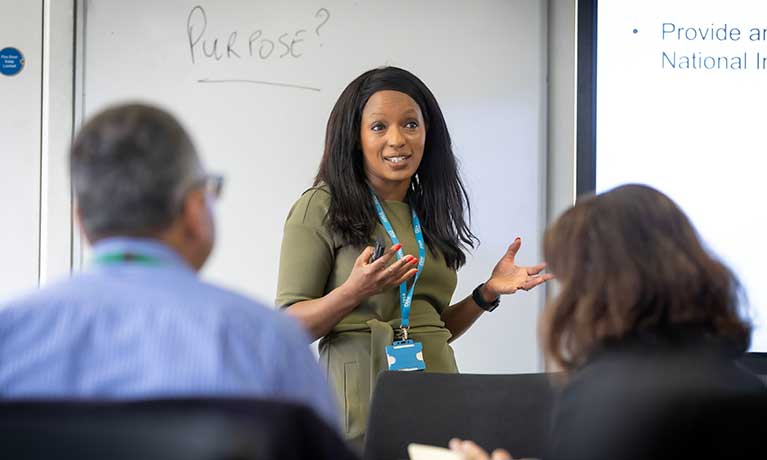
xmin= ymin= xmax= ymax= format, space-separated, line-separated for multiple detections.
xmin=408 ymin=443 xmax=462 ymax=460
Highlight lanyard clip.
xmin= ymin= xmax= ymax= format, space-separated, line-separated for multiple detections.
xmin=398 ymin=326 xmax=409 ymax=342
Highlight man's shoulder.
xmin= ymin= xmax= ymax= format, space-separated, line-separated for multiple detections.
xmin=0 ymin=273 xmax=309 ymax=355
xmin=1 ymin=272 xmax=288 ymax=329
xmin=194 ymin=280 xmax=308 ymax=339
xmin=0 ymin=274 xmax=93 ymax=314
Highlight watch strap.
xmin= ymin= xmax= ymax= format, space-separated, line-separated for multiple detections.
xmin=472 ymin=283 xmax=500 ymax=312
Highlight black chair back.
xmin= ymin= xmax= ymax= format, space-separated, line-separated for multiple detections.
xmin=364 ymin=372 xmax=557 ymax=460
xmin=0 ymin=398 xmax=357 ymax=460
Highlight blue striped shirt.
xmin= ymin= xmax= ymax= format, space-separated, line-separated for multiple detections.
xmin=0 ymin=238 xmax=338 ymax=428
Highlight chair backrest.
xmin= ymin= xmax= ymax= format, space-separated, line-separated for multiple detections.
xmin=0 ymin=398 xmax=357 ymax=460
xmin=364 ymin=372 xmax=557 ymax=460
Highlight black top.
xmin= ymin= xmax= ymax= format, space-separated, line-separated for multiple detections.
xmin=547 ymin=329 xmax=766 ymax=460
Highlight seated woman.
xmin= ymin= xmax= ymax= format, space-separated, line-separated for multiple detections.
xmin=451 ymin=184 xmax=765 ymax=460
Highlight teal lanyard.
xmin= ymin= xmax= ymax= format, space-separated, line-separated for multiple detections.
xmin=93 ymin=252 xmax=162 ymax=266
xmin=371 ymin=193 xmax=426 ymax=330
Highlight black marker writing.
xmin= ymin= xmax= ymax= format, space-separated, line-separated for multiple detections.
xmin=186 ymin=5 xmax=330 ymax=64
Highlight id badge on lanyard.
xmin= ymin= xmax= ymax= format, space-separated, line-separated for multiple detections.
xmin=372 ymin=192 xmax=427 ymax=372
xmin=386 ymin=339 xmax=425 ymax=372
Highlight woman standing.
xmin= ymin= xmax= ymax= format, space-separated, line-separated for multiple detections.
xmin=276 ymin=67 xmax=551 ymax=443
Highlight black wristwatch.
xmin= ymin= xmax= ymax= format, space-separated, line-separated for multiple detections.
xmin=472 ymin=283 xmax=500 ymax=312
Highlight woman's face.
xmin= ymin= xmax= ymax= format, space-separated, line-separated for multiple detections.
xmin=359 ymin=90 xmax=426 ymax=193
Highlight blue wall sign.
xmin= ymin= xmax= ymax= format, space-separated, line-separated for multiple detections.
xmin=1 ymin=47 xmax=25 ymax=77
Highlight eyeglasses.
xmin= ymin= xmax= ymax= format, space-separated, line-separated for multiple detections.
xmin=188 ymin=173 xmax=224 ymax=200
xmin=203 ymin=174 xmax=224 ymax=199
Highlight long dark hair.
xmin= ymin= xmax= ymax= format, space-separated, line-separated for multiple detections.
xmin=315 ymin=66 xmax=477 ymax=269
xmin=541 ymin=184 xmax=751 ymax=371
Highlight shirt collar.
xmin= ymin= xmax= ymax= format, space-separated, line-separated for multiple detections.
xmin=90 ymin=237 xmax=195 ymax=272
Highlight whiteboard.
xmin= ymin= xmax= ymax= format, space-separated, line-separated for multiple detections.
xmin=82 ymin=0 xmax=547 ymax=373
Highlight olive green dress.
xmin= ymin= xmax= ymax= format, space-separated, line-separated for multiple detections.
xmin=276 ymin=186 xmax=459 ymax=443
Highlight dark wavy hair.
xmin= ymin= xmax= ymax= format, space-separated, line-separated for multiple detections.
xmin=315 ymin=66 xmax=477 ymax=269
xmin=541 ymin=184 xmax=751 ymax=371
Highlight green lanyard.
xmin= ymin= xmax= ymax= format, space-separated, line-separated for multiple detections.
xmin=93 ymin=252 xmax=162 ymax=266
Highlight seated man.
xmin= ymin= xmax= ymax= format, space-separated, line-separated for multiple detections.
xmin=0 ymin=103 xmax=337 ymax=428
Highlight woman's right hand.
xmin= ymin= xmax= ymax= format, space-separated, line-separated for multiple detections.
xmin=340 ymin=243 xmax=419 ymax=303
xmin=283 ymin=243 xmax=419 ymax=340
xmin=449 ymin=439 xmax=514 ymax=460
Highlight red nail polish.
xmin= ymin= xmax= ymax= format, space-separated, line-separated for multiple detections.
xmin=393 ymin=243 xmax=402 ymax=251
xmin=411 ymin=258 xmax=419 ymax=265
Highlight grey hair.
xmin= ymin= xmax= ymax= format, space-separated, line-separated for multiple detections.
xmin=70 ymin=103 xmax=202 ymax=239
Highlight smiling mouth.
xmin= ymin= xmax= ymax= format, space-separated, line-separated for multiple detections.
xmin=384 ymin=155 xmax=411 ymax=164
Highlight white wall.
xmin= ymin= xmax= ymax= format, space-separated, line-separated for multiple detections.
xmin=0 ymin=0 xmax=43 ymax=302
xmin=450 ymin=0 xmax=549 ymax=373
xmin=40 ymin=0 xmax=75 ymax=285
xmin=0 ymin=0 xmax=76 ymax=304
xmin=547 ymin=0 xmax=577 ymax=223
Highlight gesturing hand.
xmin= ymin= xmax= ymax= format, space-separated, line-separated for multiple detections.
xmin=483 ymin=237 xmax=554 ymax=300
xmin=341 ymin=243 xmax=419 ymax=303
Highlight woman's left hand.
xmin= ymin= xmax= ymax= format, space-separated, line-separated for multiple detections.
xmin=483 ymin=237 xmax=554 ymax=300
